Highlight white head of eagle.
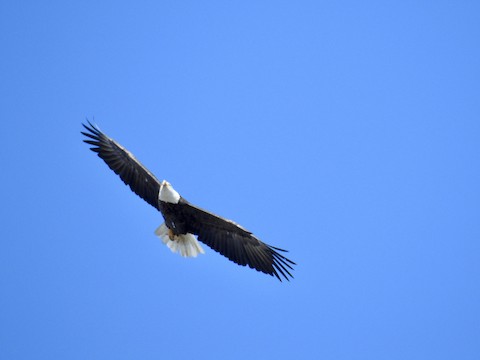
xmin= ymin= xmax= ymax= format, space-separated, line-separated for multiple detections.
xmin=159 ymin=180 xmax=180 ymax=204
xmin=82 ymin=121 xmax=295 ymax=281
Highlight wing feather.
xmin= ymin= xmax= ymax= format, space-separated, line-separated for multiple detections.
xmin=178 ymin=201 xmax=295 ymax=281
xmin=81 ymin=121 xmax=161 ymax=210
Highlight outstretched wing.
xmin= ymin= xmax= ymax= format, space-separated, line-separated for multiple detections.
xmin=81 ymin=121 xmax=162 ymax=210
xmin=177 ymin=200 xmax=295 ymax=281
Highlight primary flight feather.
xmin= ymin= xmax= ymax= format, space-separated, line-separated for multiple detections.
xmin=81 ymin=122 xmax=295 ymax=281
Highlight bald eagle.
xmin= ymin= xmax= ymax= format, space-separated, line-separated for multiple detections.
xmin=81 ymin=122 xmax=295 ymax=281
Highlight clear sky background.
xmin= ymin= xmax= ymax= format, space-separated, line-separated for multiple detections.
xmin=1 ymin=1 xmax=479 ymax=359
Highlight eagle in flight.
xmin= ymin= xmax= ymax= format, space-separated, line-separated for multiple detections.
xmin=82 ymin=122 xmax=295 ymax=281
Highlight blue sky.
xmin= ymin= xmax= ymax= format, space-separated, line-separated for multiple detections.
xmin=1 ymin=1 xmax=479 ymax=359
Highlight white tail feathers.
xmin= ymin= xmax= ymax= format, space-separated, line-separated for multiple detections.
xmin=154 ymin=223 xmax=205 ymax=258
